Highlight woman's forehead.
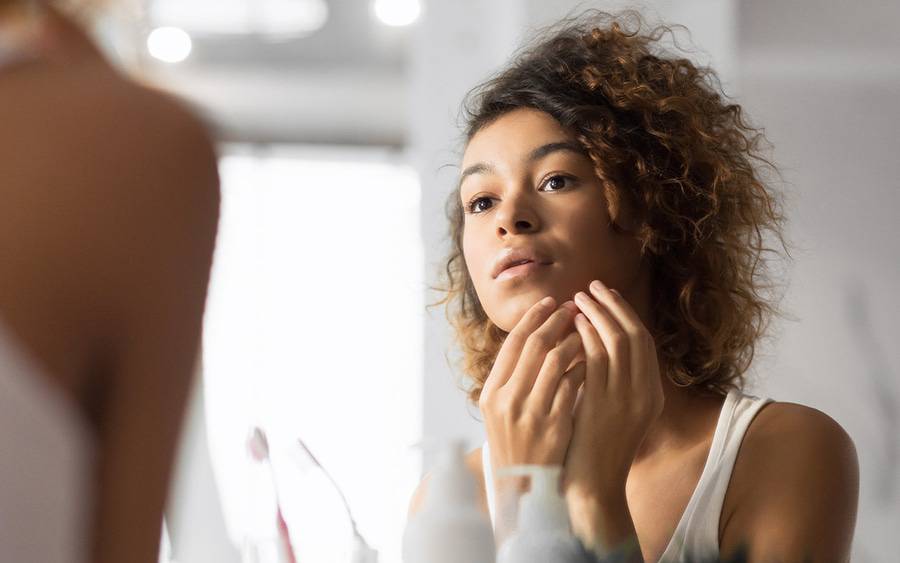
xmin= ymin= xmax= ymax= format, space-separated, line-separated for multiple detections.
xmin=461 ymin=108 xmax=577 ymax=168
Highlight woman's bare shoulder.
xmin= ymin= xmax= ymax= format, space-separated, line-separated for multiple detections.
xmin=721 ymin=400 xmax=858 ymax=558
xmin=730 ymin=400 xmax=855 ymax=489
xmin=0 ymin=62 xmax=219 ymax=383
xmin=743 ymin=400 xmax=853 ymax=447
xmin=0 ymin=62 xmax=216 ymax=178
xmin=0 ymin=62 xmax=219 ymax=298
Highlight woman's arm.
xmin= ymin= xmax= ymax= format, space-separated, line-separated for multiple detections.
xmin=719 ymin=404 xmax=859 ymax=562
xmin=86 ymin=92 xmax=221 ymax=563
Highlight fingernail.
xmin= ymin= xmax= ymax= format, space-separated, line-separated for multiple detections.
xmin=590 ymin=279 xmax=607 ymax=293
xmin=561 ymin=300 xmax=578 ymax=313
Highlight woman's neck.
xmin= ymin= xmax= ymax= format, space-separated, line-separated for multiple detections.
xmin=623 ymin=258 xmax=728 ymax=466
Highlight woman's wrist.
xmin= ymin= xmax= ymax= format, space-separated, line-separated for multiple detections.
xmin=566 ymin=487 xmax=643 ymax=562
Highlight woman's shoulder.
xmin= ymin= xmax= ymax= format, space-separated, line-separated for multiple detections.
xmin=0 ymin=59 xmax=218 ymax=227
xmin=743 ymin=399 xmax=854 ymax=450
xmin=732 ymin=399 xmax=856 ymax=486
xmin=0 ymin=61 xmax=219 ymax=391
xmin=0 ymin=60 xmax=216 ymax=173
xmin=1 ymin=62 xmax=218 ymax=265
xmin=0 ymin=60 xmax=219 ymax=270
xmin=720 ymin=399 xmax=859 ymax=557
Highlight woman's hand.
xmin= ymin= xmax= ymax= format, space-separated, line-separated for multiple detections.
xmin=564 ymin=279 xmax=664 ymax=552
xmin=479 ymin=296 xmax=587 ymax=472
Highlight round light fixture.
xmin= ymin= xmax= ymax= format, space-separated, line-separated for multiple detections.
xmin=373 ymin=0 xmax=421 ymax=27
xmin=147 ymin=26 xmax=193 ymax=63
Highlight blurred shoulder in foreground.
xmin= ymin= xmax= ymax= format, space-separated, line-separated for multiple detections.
xmin=0 ymin=5 xmax=221 ymax=562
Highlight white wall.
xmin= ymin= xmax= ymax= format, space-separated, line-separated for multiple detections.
xmin=735 ymin=1 xmax=900 ymax=559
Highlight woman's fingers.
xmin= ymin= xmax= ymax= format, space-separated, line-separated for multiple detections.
xmin=573 ymin=310 xmax=609 ymax=395
xmin=481 ymin=298 xmax=582 ymax=468
xmin=504 ymin=305 xmax=577 ymax=402
xmin=587 ymin=281 xmax=652 ymax=393
xmin=549 ymin=362 xmax=586 ymax=419
xmin=587 ymin=281 xmax=644 ymax=339
xmin=529 ymin=330 xmax=583 ymax=413
xmin=573 ymin=289 xmax=628 ymax=394
xmin=482 ymin=296 xmax=556 ymax=397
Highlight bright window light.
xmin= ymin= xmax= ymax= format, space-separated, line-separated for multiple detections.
xmin=372 ymin=0 xmax=421 ymax=27
xmin=147 ymin=26 xmax=192 ymax=63
xmin=203 ymin=145 xmax=424 ymax=563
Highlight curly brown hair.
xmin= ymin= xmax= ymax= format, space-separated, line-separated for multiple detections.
xmin=427 ymin=9 xmax=794 ymax=408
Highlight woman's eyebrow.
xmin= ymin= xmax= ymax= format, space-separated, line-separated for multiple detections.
xmin=458 ymin=162 xmax=494 ymax=190
xmin=458 ymin=140 xmax=587 ymax=190
xmin=527 ymin=141 xmax=587 ymax=162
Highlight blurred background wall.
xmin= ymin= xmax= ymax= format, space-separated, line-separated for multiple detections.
xmin=87 ymin=0 xmax=899 ymax=561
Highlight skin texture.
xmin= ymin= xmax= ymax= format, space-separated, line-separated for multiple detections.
xmin=0 ymin=6 xmax=220 ymax=563
xmin=410 ymin=108 xmax=859 ymax=562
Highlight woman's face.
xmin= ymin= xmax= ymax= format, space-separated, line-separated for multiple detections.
xmin=460 ymin=107 xmax=647 ymax=333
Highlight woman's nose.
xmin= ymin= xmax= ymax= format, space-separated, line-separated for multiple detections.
xmin=494 ymin=194 xmax=540 ymax=235
xmin=497 ymin=217 xmax=536 ymax=235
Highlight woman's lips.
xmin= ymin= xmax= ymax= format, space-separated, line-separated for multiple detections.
xmin=496 ymin=261 xmax=550 ymax=281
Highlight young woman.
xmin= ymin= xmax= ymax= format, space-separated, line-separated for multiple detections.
xmin=0 ymin=1 xmax=219 ymax=562
xmin=411 ymin=10 xmax=859 ymax=563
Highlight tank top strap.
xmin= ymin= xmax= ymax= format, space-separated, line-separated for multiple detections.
xmin=0 ymin=313 xmax=96 ymax=563
xmin=660 ymin=388 xmax=774 ymax=561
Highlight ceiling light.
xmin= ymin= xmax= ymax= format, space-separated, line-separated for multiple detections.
xmin=372 ymin=0 xmax=421 ymax=27
xmin=147 ymin=26 xmax=193 ymax=63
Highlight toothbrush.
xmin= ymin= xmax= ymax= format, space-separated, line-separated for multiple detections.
xmin=294 ymin=438 xmax=377 ymax=562
xmin=248 ymin=427 xmax=298 ymax=563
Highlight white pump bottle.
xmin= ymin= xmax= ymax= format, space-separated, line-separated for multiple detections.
xmin=495 ymin=465 xmax=596 ymax=563
xmin=401 ymin=440 xmax=496 ymax=563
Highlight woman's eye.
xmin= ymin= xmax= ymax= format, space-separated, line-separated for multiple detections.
xmin=543 ymin=175 xmax=570 ymax=191
xmin=467 ymin=197 xmax=492 ymax=214
xmin=465 ymin=175 xmax=572 ymax=215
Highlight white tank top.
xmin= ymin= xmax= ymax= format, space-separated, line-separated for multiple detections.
xmin=1 ymin=16 xmax=97 ymax=563
xmin=481 ymin=387 xmax=774 ymax=561
xmin=0 ymin=317 xmax=96 ymax=563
